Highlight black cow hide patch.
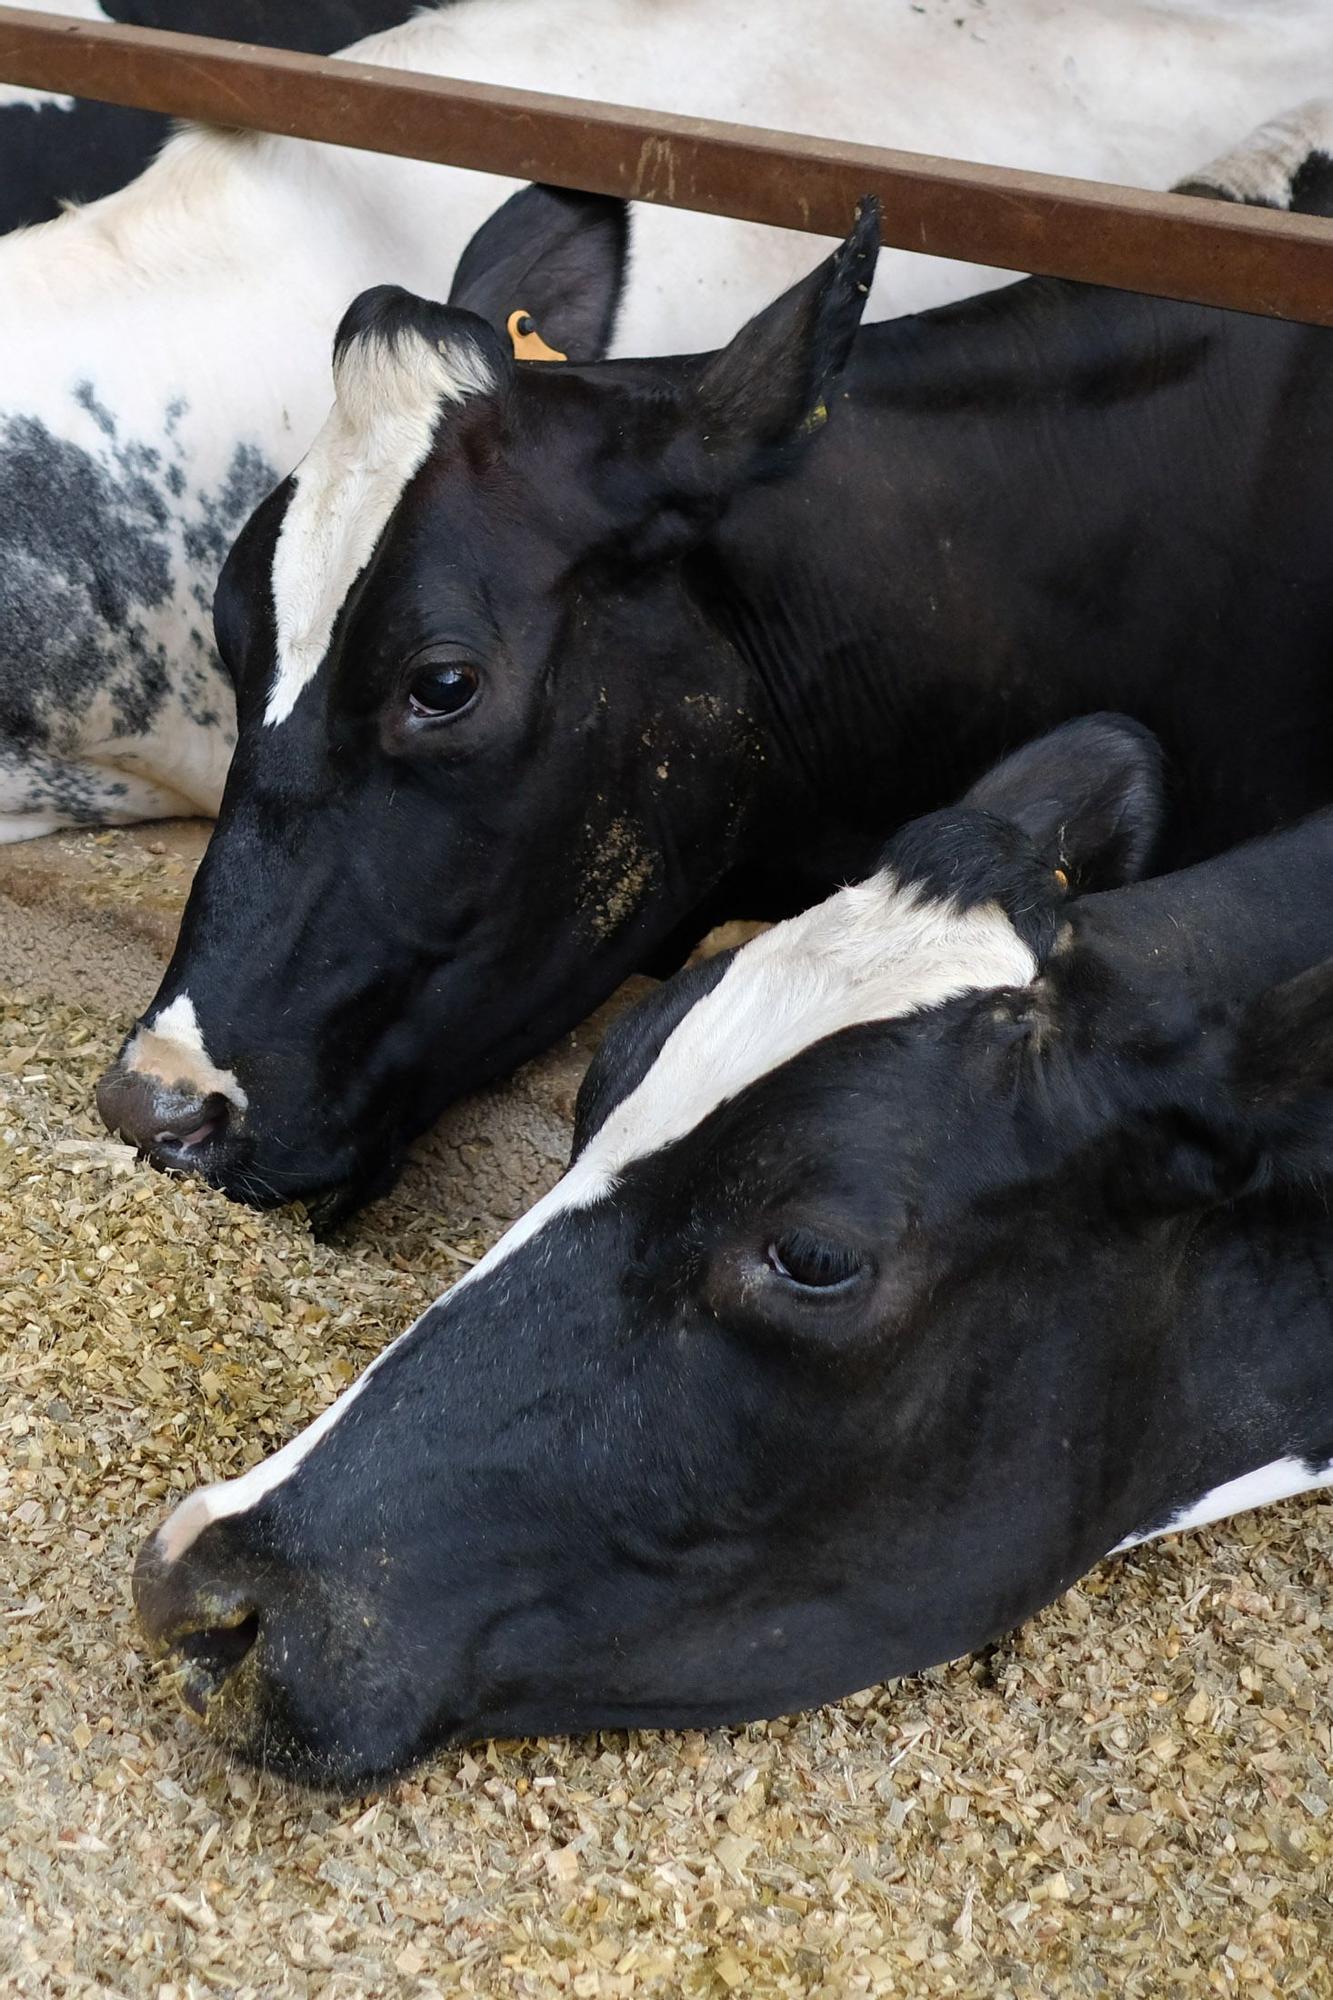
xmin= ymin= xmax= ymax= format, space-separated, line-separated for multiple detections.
xmin=0 ymin=384 xmax=275 ymax=825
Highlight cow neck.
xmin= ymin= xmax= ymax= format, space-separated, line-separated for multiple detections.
xmin=704 ymin=277 xmax=1333 ymax=877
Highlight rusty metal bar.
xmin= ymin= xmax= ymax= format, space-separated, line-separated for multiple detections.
xmin=1 ymin=6 xmax=1332 ymax=323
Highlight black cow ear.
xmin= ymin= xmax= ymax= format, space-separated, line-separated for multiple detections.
xmin=689 ymin=198 xmax=880 ymax=469
xmin=1230 ymin=959 xmax=1333 ymax=1176
xmin=447 ymin=183 xmax=630 ymax=363
xmin=963 ymin=714 xmax=1164 ymax=892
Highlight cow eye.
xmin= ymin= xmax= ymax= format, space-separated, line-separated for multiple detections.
xmin=406 ymin=658 xmax=480 ymax=721
xmin=766 ymin=1227 xmax=867 ymax=1293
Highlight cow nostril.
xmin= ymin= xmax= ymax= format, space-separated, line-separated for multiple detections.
xmin=174 ymin=1611 xmax=261 ymax=1716
xmin=152 ymin=1102 xmax=229 ymax=1153
xmin=96 ymin=1061 xmax=234 ymax=1162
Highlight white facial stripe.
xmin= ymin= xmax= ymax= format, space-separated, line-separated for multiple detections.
xmin=153 ymin=872 xmax=1034 ymax=1563
xmin=1113 ymin=1455 xmax=1333 ymax=1554
xmin=124 ymin=993 xmax=248 ymax=1113
xmin=264 ymin=327 xmax=494 ymax=728
xmin=1180 ymin=98 xmax=1333 ymax=205
xmin=580 ymin=874 xmax=1036 ymax=1179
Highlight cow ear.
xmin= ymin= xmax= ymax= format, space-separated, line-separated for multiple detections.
xmin=1229 ymin=960 xmax=1333 ymax=1176
xmin=962 ymin=714 xmax=1165 ymax=892
xmin=447 ymin=183 xmax=630 ymax=363
xmin=688 ymin=198 xmax=880 ymax=468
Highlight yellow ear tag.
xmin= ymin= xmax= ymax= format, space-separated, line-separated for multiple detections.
xmin=507 ymin=309 xmax=566 ymax=364
xmin=1053 ymin=867 xmax=1070 ymax=892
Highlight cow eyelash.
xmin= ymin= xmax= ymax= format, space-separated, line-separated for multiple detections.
xmin=765 ymin=1228 xmax=867 ymax=1293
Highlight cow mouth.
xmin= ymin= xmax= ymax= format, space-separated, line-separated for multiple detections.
xmin=302 ymin=1172 xmax=395 ymax=1238
xmin=156 ymin=1136 xmax=398 ymax=1233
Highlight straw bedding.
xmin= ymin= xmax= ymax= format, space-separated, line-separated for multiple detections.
xmin=1 ymin=828 xmax=1330 ymax=1998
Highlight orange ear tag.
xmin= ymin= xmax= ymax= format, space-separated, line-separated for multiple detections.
xmin=507 ymin=309 xmax=566 ymax=364
xmin=1053 ymin=867 xmax=1070 ymax=892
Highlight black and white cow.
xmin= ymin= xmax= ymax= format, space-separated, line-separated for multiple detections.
xmin=3 ymin=1 xmax=1328 ymax=844
xmin=98 ymin=104 xmax=1333 ymax=1222
xmin=0 ymin=2 xmax=420 ymax=234
xmin=132 ymin=715 xmax=1333 ymax=1788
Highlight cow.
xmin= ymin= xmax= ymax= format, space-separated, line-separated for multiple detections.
xmin=0 ymin=2 xmax=421 ymax=235
xmin=3 ymin=0 xmax=1329 ymax=847
xmin=131 ymin=714 xmax=1333 ymax=1789
xmin=96 ymin=103 xmax=1333 ymax=1225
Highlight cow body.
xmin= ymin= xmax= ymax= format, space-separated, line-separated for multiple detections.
xmin=4 ymin=0 xmax=1331 ymax=842
xmin=99 ymin=107 xmax=1333 ymax=1219
xmin=0 ymin=2 xmax=421 ymax=234
xmin=132 ymin=717 xmax=1333 ymax=1787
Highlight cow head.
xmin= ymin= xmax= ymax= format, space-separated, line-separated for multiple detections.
xmin=96 ymin=185 xmax=881 ymax=1219
xmin=131 ymin=715 xmax=1333 ymax=1790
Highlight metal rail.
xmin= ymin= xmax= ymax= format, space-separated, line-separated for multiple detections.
xmin=2 ymin=6 xmax=1332 ymax=323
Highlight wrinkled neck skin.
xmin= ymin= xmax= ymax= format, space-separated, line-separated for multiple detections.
xmin=703 ymin=279 xmax=1333 ymax=911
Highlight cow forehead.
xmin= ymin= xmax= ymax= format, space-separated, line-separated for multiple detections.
xmin=584 ymin=873 xmax=1037 ymax=1178
xmin=264 ymin=322 xmax=494 ymax=729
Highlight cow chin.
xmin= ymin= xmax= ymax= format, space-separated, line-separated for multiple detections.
xmin=184 ymin=1650 xmax=451 ymax=1796
xmin=190 ymin=1133 xmax=402 ymax=1234
xmin=303 ymin=1160 xmax=404 ymax=1236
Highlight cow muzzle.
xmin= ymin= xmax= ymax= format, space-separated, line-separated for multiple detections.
xmin=96 ymin=1062 xmax=235 ymax=1170
xmin=96 ymin=995 xmax=248 ymax=1175
xmin=96 ymin=1046 xmax=391 ymax=1224
xmin=133 ymin=1525 xmax=263 ymax=1723
xmin=133 ymin=1512 xmax=418 ymax=1786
